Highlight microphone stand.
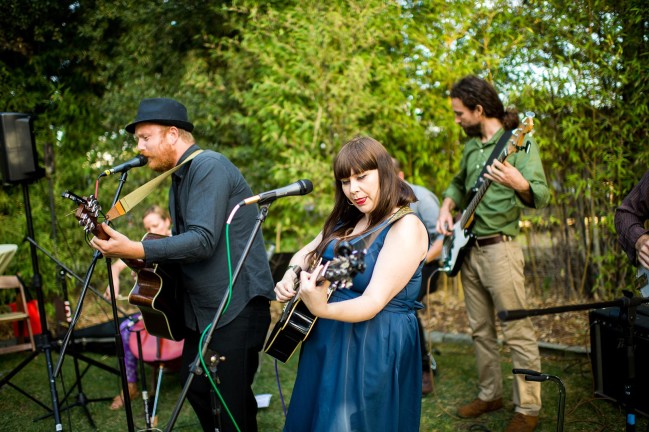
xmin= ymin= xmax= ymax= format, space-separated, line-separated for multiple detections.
xmin=54 ymin=170 xmax=136 ymax=432
xmin=24 ymin=236 xmax=130 ymax=318
xmin=499 ymin=291 xmax=649 ymax=432
xmin=165 ymin=203 xmax=271 ymax=431
xmin=513 ymin=369 xmax=566 ymax=432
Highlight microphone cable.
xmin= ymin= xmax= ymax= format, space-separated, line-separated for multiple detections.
xmin=198 ymin=204 xmax=242 ymax=432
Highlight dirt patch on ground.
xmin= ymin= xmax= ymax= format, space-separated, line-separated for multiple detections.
xmin=420 ymin=289 xmax=593 ymax=349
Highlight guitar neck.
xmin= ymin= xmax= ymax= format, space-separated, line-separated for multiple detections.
xmin=460 ymin=179 xmax=492 ymax=227
xmin=459 ymin=127 xmax=527 ymax=228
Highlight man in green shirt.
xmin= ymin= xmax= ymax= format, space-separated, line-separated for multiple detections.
xmin=436 ymin=76 xmax=549 ymax=432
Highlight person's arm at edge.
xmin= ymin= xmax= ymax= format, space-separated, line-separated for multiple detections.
xmin=615 ymin=171 xmax=649 ymax=266
xmin=104 ymin=258 xmax=128 ymax=299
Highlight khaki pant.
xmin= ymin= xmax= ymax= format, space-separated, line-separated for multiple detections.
xmin=461 ymin=240 xmax=542 ymax=416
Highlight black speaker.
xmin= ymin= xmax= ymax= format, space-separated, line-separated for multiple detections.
xmin=0 ymin=112 xmax=45 ymax=184
xmin=589 ymin=305 xmax=649 ymax=417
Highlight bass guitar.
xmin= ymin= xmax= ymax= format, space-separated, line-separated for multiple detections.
xmin=440 ymin=113 xmax=535 ymax=276
xmin=63 ymin=191 xmax=185 ymax=341
xmin=264 ymin=242 xmax=366 ymax=363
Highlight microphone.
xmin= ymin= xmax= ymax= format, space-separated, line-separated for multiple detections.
xmin=99 ymin=154 xmax=148 ymax=177
xmin=240 ymin=179 xmax=313 ymax=206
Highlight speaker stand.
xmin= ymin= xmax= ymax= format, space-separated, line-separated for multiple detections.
xmin=0 ymin=183 xmax=63 ymax=429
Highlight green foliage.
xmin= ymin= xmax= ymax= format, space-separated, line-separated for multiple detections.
xmin=0 ymin=0 xmax=648 ymax=301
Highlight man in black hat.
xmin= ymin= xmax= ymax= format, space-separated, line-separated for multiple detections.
xmin=90 ymin=97 xmax=275 ymax=432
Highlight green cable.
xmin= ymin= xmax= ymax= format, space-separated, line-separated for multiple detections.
xmin=198 ymin=223 xmax=240 ymax=432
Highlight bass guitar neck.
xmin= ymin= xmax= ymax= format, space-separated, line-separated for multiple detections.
xmin=440 ymin=113 xmax=535 ymax=276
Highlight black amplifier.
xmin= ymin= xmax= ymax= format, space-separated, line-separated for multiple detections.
xmin=589 ymin=305 xmax=649 ymax=417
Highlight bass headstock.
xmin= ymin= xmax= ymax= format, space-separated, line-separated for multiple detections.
xmin=504 ymin=112 xmax=535 ymax=158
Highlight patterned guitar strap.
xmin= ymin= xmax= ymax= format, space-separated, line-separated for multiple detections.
xmin=303 ymin=206 xmax=414 ymax=287
xmin=105 ymin=149 xmax=203 ymax=221
xmin=321 ymin=205 xmax=414 ymax=264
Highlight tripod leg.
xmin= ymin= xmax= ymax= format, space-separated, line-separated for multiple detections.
xmin=210 ymin=387 xmax=222 ymax=432
xmin=21 ymin=182 xmax=63 ymax=429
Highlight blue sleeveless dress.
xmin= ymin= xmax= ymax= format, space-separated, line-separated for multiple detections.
xmin=284 ymin=224 xmax=423 ymax=432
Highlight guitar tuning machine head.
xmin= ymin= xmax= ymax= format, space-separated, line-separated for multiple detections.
xmin=78 ymin=217 xmax=95 ymax=234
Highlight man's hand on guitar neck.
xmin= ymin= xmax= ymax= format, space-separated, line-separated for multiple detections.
xmin=485 ymin=160 xmax=533 ymax=206
xmin=90 ymin=223 xmax=146 ymax=260
xmin=635 ymin=233 xmax=649 ymax=268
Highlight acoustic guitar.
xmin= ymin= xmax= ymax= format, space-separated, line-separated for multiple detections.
xmin=63 ymin=191 xmax=185 ymax=341
xmin=440 ymin=114 xmax=535 ymax=276
xmin=264 ymin=242 xmax=366 ymax=363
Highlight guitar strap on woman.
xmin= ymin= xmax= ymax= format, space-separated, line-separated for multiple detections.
xmin=304 ymin=206 xmax=414 ymax=272
xmin=347 ymin=205 xmax=413 ymax=253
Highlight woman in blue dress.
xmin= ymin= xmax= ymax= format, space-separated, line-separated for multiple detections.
xmin=274 ymin=136 xmax=428 ymax=432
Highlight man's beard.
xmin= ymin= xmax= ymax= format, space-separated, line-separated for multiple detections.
xmin=149 ymin=141 xmax=176 ymax=172
xmin=462 ymin=123 xmax=482 ymax=138
xmin=150 ymin=155 xmax=175 ymax=172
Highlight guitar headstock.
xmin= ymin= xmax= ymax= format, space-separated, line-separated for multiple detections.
xmin=62 ymin=190 xmax=107 ymax=240
xmin=505 ymin=112 xmax=535 ymax=157
xmin=321 ymin=241 xmax=367 ymax=286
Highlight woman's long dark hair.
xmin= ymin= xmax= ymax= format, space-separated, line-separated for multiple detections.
xmin=309 ymin=136 xmax=416 ymax=263
xmin=450 ymin=75 xmax=519 ymax=130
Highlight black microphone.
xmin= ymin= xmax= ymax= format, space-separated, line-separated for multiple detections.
xmin=240 ymin=179 xmax=313 ymax=206
xmin=98 ymin=154 xmax=148 ymax=177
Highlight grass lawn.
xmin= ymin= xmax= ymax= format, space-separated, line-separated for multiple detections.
xmin=0 ymin=337 xmax=646 ymax=431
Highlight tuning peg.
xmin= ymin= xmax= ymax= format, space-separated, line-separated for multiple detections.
xmin=336 ymin=240 xmax=352 ymax=257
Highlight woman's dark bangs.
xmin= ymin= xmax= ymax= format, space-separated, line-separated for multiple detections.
xmin=334 ymin=143 xmax=377 ymax=180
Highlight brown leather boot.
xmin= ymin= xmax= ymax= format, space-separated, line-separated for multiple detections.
xmin=505 ymin=413 xmax=539 ymax=432
xmin=457 ymin=397 xmax=504 ymax=418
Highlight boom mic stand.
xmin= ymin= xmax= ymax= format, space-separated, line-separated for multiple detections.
xmin=165 ymin=203 xmax=271 ymax=431
xmin=0 ymin=182 xmax=63 ymax=430
xmin=498 ymin=291 xmax=649 ymax=432
xmin=24 ymin=236 xmax=130 ymax=318
xmin=54 ymin=171 xmax=136 ymax=432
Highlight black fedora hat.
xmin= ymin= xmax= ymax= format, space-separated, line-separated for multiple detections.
xmin=125 ymin=98 xmax=194 ymax=133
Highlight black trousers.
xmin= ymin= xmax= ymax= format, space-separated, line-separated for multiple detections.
xmin=181 ymin=297 xmax=270 ymax=432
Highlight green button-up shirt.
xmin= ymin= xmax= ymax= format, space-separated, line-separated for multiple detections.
xmin=442 ymin=129 xmax=550 ymax=237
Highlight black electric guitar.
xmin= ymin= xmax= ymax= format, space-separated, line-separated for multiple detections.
xmin=264 ymin=242 xmax=366 ymax=363
xmin=636 ymin=266 xmax=649 ymax=298
xmin=63 ymin=191 xmax=185 ymax=341
xmin=440 ymin=113 xmax=536 ymax=276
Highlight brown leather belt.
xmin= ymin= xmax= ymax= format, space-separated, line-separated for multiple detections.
xmin=475 ymin=234 xmax=513 ymax=247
